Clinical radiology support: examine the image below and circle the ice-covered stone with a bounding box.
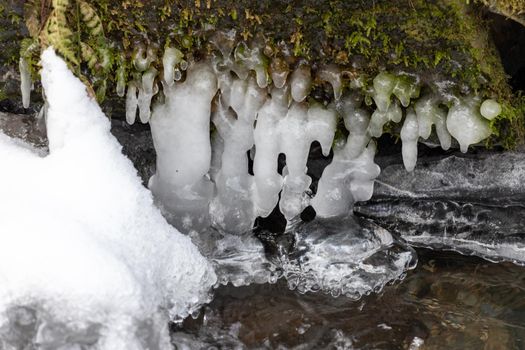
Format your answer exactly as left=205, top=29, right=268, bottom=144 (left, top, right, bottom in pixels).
left=446, top=98, right=491, bottom=153
left=277, top=216, right=416, bottom=298
left=0, top=49, right=216, bottom=349
left=149, top=63, right=218, bottom=231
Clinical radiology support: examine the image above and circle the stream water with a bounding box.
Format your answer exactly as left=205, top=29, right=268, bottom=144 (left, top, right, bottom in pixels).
left=174, top=248, right=525, bottom=350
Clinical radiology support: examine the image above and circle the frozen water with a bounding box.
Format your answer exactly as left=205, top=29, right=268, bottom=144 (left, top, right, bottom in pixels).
left=149, top=63, right=218, bottom=232
left=446, top=98, right=491, bottom=153
left=400, top=107, right=419, bottom=172
left=19, top=56, right=32, bottom=109
left=210, top=76, right=266, bottom=234
left=275, top=216, right=417, bottom=298
left=0, top=49, right=216, bottom=349
left=312, top=99, right=380, bottom=218
left=362, top=151, right=525, bottom=264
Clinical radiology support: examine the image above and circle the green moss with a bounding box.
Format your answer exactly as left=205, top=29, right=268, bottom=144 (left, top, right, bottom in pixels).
left=2, top=0, right=523, bottom=146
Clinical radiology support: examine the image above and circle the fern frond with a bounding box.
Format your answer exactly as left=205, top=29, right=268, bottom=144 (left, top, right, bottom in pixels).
left=52, top=0, right=69, bottom=12
left=78, top=1, right=103, bottom=36
left=80, top=41, right=97, bottom=71
left=23, top=0, right=41, bottom=38
left=41, top=8, right=79, bottom=65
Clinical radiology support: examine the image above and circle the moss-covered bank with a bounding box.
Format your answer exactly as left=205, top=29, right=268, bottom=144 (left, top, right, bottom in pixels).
left=1, top=0, right=524, bottom=147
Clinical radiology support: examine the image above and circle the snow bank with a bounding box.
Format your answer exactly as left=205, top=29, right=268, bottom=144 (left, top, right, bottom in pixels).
left=0, top=48, right=216, bottom=349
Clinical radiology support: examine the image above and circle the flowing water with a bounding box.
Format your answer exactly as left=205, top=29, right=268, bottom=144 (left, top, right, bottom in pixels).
left=174, top=248, right=525, bottom=350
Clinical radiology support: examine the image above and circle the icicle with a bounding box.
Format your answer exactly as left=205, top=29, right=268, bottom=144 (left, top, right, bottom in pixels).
left=149, top=63, right=218, bottom=231
left=270, top=56, right=289, bottom=89
left=290, top=65, right=312, bottom=102
left=19, top=57, right=32, bottom=108
left=125, top=81, right=138, bottom=125
left=253, top=86, right=289, bottom=217
left=162, top=47, right=184, bottom=87
left=312, top=100, right=379, bottom=218
left=317, top=64, right=342, bottom=100
left=116, top=63, right=126, bottom=97
left=480, top=99, right=501, bottom=120
left=137, top=67, right=158, bottom=123
left=372, top=72, right=396, bottom=112
left=414, top=96, right=451, bottom=150
left=400, top=108, right=419, bottom=172
left=132, top=43, right=157, bottom=72
left=392, top=76, right=419, bottom=107
left=279, top=103, right=337, bottom=220
left=446, top=98, right=491, bottom=153
left=368, top=100, right=402, bottom=138
left=210, top=77, right=266, bottom=233
left=233, top=43, right=269, bottom=88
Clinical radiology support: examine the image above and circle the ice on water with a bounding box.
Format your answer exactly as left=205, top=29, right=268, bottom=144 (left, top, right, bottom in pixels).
left=0, top=49, right=216, bottom=349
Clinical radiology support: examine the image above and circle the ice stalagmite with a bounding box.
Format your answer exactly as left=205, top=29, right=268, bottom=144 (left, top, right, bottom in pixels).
left=149, top=63, right=218, bottom=231
left=312, top=98, right=380, bottom=218
left=446, top=98, right=491, bottom=153
left=400, top=107, right=419, bottom=172
left=414, top=96, right=451, bottom=150
left=210, top=77, right=266, bottom=233
left=253, top=86, right=289, bottom=217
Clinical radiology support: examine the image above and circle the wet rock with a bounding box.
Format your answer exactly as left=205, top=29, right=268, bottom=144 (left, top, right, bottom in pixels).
left=356, top=150, right=525, bottom=265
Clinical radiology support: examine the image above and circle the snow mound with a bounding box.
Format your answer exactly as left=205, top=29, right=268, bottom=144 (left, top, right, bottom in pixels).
left=0, top=48, right=216, bottom=349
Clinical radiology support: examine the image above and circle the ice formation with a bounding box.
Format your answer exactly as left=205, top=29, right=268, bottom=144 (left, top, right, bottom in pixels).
left=0, top=49, right=216, bottom=349
left=364, top=152, right=525, bottom=265
left=312, top=98, right=380, bottom=218
left=277, top=216, right=416, bottom=298
left=480, top=98, right=502, bottom=120
left=149, top=63, right=218, bottom=231
left=19, top=56, right=32, bottom=109
left=446, top=98, right=491, bottom=153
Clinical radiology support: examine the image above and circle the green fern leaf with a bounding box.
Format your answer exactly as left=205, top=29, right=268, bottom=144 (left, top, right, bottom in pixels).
left=41, top=7, right=79, bottom=66
left=78, top=1, right=103, bottom=36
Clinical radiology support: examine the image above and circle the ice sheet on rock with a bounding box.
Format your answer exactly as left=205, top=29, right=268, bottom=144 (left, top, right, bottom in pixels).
left=275, top=216, right=416, bottom=298
left=190, top=228, right=280, bottom=288
left=354, top=199, right=525, bottom=266
left=0, top=49, right=216, bottom=349
left=373, top=152, right=525, bottom=204
left=149, top=63, right=218, bottom=232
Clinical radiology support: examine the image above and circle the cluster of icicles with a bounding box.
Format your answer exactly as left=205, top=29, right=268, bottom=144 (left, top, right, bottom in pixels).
left=19, top=39, right=503, bottom=234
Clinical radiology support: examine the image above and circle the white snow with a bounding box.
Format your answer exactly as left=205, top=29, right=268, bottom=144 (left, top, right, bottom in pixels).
left=0, top=48, right=216, bottom=349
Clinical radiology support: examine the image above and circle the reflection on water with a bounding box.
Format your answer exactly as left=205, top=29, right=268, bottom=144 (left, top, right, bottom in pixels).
left=175, top=249, right=525, bottom=349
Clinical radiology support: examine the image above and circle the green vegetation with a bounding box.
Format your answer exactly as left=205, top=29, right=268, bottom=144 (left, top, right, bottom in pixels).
left=0, top=0, right=523, bottom=146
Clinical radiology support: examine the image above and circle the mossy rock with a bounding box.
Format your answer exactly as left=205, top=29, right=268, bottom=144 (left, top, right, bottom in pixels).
left=2, top=0, right=524, bottom=146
